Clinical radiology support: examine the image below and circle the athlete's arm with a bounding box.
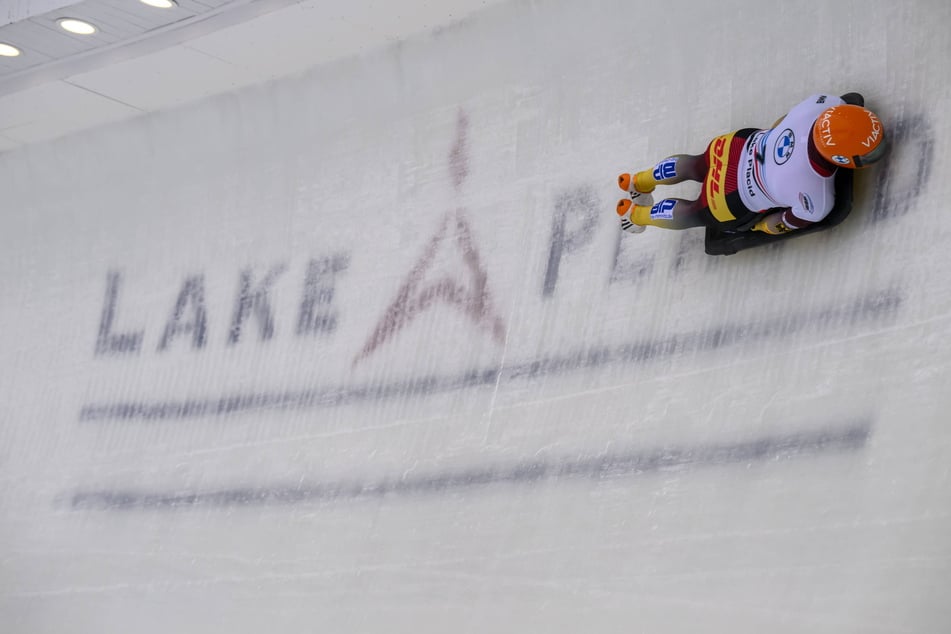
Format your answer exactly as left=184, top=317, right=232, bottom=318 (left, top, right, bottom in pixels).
left=752, top=208, right=814, bottom=234
left=769, top=93, right=840, bottom=131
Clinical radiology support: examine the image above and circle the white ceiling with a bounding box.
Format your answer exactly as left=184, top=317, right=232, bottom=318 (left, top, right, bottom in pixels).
left=0, top=0, right=504, bottom=152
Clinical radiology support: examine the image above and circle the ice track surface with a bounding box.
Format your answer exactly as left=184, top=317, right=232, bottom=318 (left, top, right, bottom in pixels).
left=1, top=0, right=950, bottom=632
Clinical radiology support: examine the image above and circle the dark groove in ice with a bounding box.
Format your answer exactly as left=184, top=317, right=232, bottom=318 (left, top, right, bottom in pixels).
left=78, top=288, right=901, bottom=422
left=70, top=421, right=871, bottom=510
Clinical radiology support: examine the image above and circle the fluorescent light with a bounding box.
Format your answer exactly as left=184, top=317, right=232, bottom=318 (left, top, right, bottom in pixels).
left=0, top=43, right=21, bottom=57
left=140, top=0, right=178, bottom=7
left=58, top=18, right=97, bottom=35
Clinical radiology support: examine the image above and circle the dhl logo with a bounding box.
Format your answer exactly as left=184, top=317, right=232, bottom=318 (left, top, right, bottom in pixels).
left=706, top=134, right=736, bottom=222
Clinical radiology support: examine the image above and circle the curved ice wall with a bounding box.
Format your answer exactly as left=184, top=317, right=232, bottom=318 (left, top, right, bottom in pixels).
left=1, top=0, right=949, bottom=631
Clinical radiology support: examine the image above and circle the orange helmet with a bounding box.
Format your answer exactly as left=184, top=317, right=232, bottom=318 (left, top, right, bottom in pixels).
left=812, top=104, right=887, bottom=168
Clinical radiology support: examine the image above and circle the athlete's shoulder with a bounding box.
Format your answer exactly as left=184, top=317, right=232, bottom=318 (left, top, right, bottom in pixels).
left=803, top=93, right=845, bottom=106
left=788, top=93, right=846, bottom=116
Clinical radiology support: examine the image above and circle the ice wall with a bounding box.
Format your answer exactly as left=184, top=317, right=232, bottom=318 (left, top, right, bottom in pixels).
left=1, top=1, right=949, bottom=632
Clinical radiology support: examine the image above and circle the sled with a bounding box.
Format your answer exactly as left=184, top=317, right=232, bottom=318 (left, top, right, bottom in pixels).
left=704, top=92, right=864, bottom=256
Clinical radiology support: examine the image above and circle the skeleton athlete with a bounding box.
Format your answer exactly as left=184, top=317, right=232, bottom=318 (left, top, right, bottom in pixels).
left=616, top=93, right=887, bottom=235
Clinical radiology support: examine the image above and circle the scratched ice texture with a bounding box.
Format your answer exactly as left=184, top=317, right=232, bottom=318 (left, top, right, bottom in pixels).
left=0, top=0, right=950, bottom=632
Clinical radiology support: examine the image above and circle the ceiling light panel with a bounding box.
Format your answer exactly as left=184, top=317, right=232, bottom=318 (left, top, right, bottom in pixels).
left=0, top=0, right=213, bottom=84
left=140, top=0, right=179, bottom=8
left=57, top=18, right=98, bottom=35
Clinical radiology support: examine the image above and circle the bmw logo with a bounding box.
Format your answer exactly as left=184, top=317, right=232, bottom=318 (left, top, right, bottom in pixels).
left=773, top=128, right=795, bottom=164
left=831, top=154, right=851, bottom=165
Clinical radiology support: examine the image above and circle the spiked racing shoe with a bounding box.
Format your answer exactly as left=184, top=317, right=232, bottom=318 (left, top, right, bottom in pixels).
left=616, top=197, right=651, bottom=234
left=617, top=171, right=656, bottom=199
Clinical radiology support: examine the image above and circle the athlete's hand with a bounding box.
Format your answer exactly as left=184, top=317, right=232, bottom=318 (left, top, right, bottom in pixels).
left=752, top=212, right=790, bottom=235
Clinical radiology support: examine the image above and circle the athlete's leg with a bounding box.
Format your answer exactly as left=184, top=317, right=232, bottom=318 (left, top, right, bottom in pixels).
left=618, top=153, right=708, bottom=194
left=616, top=197, right=708, bottom=231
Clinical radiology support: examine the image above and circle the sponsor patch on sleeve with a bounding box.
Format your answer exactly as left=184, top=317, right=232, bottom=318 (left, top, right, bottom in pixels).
left=798, top=192, right=814, bottom=215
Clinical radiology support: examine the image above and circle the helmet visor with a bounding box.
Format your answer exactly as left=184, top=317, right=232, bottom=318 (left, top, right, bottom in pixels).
left=854, top=135, right=888, bottom=167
